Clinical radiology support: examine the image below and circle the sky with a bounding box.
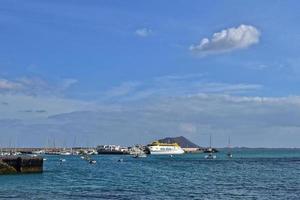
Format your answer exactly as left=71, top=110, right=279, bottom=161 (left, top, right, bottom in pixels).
left=1, top=0, right=300, bottom=147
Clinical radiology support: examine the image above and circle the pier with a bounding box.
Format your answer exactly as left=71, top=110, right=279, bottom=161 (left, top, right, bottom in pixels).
left=0, top=156, right=43, bottom=175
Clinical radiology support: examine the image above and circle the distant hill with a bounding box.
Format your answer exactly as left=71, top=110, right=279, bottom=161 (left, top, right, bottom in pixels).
left=158, top=136, right=200, bottom=148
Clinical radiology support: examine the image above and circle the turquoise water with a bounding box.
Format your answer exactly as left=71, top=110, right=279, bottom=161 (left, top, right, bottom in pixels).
left=1, top=149, right=300, bottom=199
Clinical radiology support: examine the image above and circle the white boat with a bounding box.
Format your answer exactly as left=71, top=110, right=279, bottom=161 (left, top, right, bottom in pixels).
left=148, top=141, right=184, bottom=155
left=204, top=135, right=217, bottom=159
left=60, top=152, right=72, bottom=156
left=133, top=153, right=147, bottom=158
left=32, top=150, right=45, bottom=154
left=131, top=145, right=147, bottom=158
left=89, top=160, right=96, bottom=164
left=97, top=145, right=126, bottom=154
left=205, top=153, right=216, bottom=159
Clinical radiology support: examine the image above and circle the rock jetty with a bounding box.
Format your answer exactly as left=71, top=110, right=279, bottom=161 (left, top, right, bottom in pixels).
left=0, top=156, right=43, bottom=175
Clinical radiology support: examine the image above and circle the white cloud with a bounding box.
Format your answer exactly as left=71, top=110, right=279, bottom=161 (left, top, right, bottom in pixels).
left=0, top=79, right=23, bottom=90
left=154, top=73, right=203, bottom=82
left=104, top=81, right=141, bottom=98
left=190, top=24, right=260, bottom=55
left=0, top=77, right=85, bottom=120
left=0, top=77, right=78, bottom=97
left=196, top=83, right=262, bottom=94
left=0, top=93, right=95, bottom=120
left=61, top=78, right=78, bottom=90
left=102, top=74, right=262, bottom=102
left=135, top=28, right=152, bottom=37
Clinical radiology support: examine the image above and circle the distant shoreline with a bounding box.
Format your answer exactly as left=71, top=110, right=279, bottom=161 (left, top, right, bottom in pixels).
left=1, top=147, right=300, bottom=150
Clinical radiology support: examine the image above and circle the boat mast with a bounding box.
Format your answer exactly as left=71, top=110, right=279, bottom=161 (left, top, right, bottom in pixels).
left=227, top=136, right=232, bottom=157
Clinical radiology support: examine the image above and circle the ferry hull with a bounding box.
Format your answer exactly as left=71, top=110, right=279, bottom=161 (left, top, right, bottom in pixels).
left=149, top=147, right=184, bottom=155
left=150, top=150, right=184, bottom=155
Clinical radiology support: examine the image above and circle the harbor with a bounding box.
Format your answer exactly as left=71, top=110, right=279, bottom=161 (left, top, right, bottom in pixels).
left=0, top=136, right=221, bottom=174
left=0, top=136, right=225, bottom=176
left=0, top=136, right=218, bottom=157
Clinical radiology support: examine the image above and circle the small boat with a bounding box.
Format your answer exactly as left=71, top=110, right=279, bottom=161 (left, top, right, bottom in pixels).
left=60, top=152, right=72, bottom=156
left=80, top=156, right=85, bottom=159
left=118, top=158, right=123, bottom=162
left=59, top=158, right=66, bottom=162
left=97, top=145, right=127, bottom=155
left=43, top=158, right=47, bottom=161
left=133, top=152, right=147, bottom=158
left=89, top=160, right=96, bottom=164
left=204, top=135, right=217, bottom=159
left=205, top=153, right=216, bottom=159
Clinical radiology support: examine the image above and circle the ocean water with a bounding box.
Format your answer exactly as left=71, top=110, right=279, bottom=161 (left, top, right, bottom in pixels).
left=1, top=149, right=300, bottom=200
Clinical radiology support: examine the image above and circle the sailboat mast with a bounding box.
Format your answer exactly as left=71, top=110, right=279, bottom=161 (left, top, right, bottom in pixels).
left=227, top=136, right=233, bottom=158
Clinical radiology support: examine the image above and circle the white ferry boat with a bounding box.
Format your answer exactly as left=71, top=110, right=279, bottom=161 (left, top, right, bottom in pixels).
left=148, top=141, right=184, bottom=155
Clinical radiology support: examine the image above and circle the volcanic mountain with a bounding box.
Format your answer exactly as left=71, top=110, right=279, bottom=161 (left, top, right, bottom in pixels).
left=158, top=136, right=200, bottom=148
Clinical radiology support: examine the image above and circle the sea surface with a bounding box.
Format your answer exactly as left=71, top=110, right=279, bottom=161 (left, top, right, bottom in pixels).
left=1, top=149, right=300, bottom=200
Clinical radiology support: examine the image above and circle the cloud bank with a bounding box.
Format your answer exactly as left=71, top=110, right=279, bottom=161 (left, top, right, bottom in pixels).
left=190, top=24, right=260, bottom=55
left=1, top=74, right=299, bottom=148
left=2, top=94, right=300, bottom=148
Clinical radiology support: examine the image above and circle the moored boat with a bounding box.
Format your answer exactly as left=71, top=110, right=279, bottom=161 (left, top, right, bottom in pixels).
left=227, top=136, right=233, bottom=158
left=147, top=141, right=184, bottom=155
left=97, top=145, right=128, bottom=154
left=205, top=153, right=216, bottom=159
left=133, top=152, right=147, bottom=158
left=204, top=135, right=217, bottom=159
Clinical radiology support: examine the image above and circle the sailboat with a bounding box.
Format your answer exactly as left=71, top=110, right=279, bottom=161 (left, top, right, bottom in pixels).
left=227, top=136, right=233, bottom=158
left=205, top=135, right=216, bottom=159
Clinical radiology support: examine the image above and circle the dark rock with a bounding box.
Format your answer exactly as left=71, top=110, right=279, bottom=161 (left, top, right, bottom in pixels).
left=0, top=156, right=43, bottom=174
left=0, top=161, right=17, bottom=174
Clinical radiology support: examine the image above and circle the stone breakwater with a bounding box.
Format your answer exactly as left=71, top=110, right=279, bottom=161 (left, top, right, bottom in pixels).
left=0, top=156, right=43, bottom=174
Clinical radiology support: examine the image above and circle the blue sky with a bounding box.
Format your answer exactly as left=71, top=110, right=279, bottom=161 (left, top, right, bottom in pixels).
left=1, top=0, right=300, bottom=147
